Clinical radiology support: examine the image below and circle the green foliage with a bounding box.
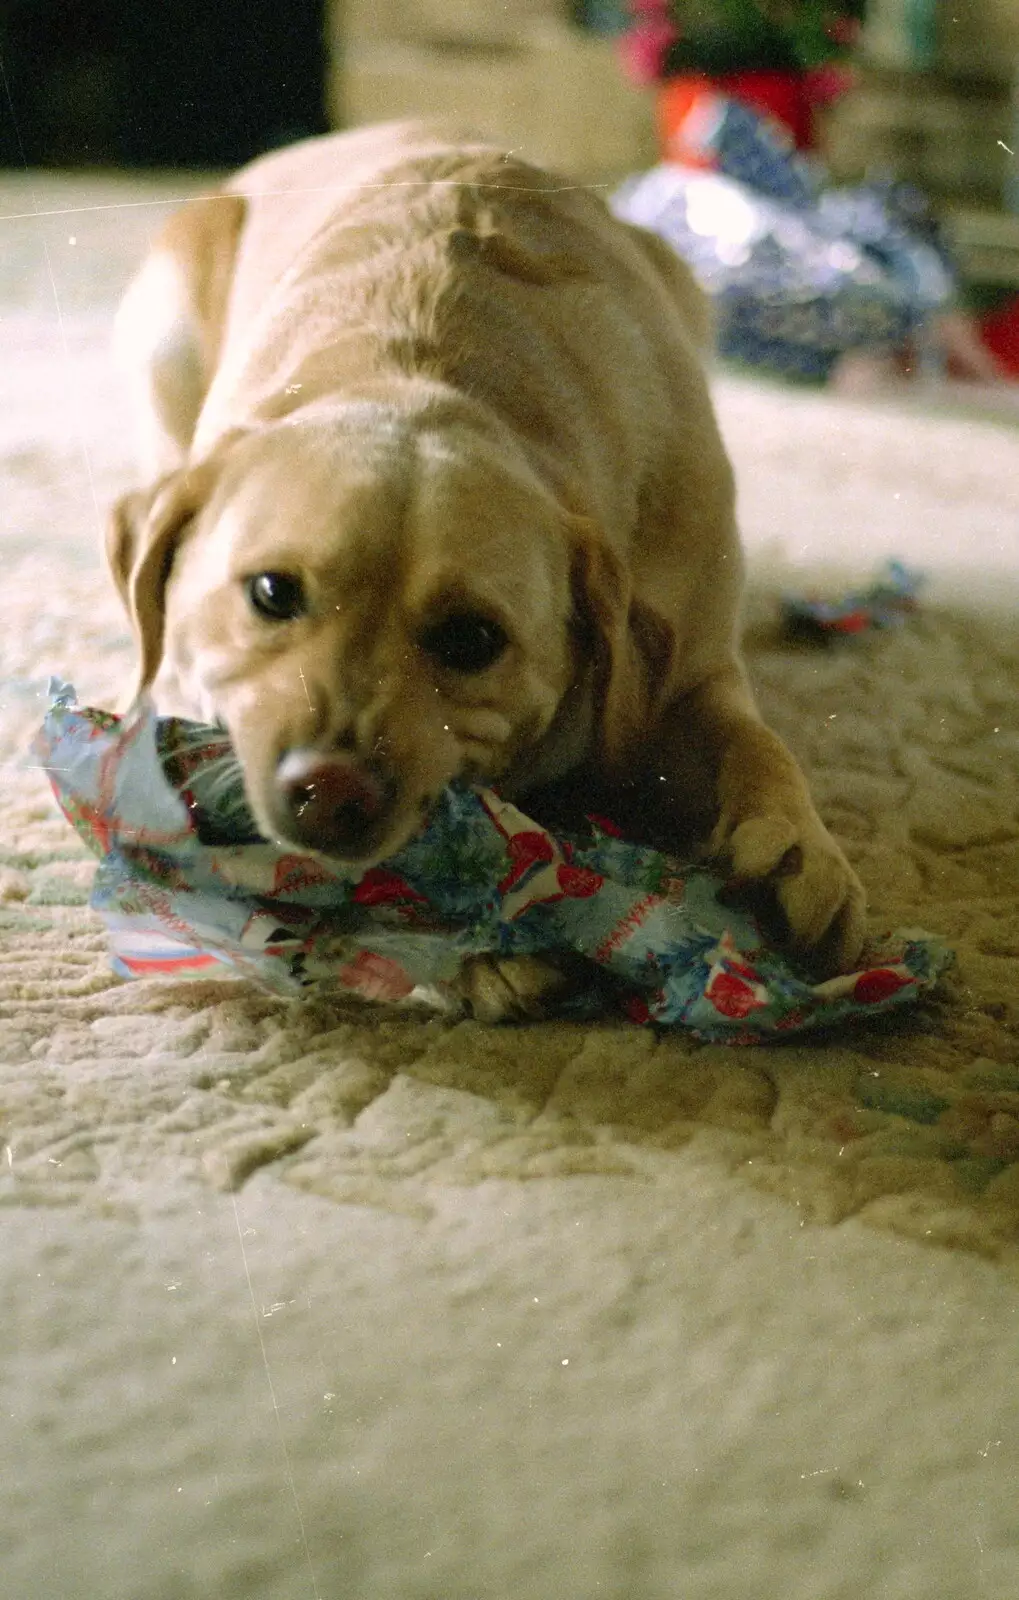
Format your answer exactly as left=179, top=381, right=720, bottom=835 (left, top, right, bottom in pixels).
left=663, top=0, right=865, bottom=74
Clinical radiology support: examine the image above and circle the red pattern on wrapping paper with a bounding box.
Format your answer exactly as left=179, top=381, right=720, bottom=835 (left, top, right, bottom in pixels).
left=853, top=967, right=913, bottom=1005
left=497, top=830, right=556, bottom=895
left=774, top=1007, right=808, bottom=1031
left=555, top=864, right=604, bottom=899
left=593, top=893, right=659, bottom=963
left=829, top=610, right=869, bottom=635
left=351, top=868, right=429, bottom=907
left=118, top=952, right=223, bottom=976
left=712, top=929, right=765, bottom=981
left=270, top=854, right=346, bottom=897
left=58, top=793, right=115, bottom=858
left=335, top=949, right=415, bottom=1002
left=705, top=969, right=767, bottom=1019
left=131, top=882, right=217, bottom=949
left=500, top=859, right=606, bottom=916
left=586, top=813, right=625, bottom=839
left=723, top=953, right=759, bottom=981
left=123, top=847, right=190, bottom=893
left=50, top=711, right=196, bottom=858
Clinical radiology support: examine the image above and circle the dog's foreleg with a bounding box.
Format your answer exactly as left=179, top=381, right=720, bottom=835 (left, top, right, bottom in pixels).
left=652, top=663, right=867, bottom=973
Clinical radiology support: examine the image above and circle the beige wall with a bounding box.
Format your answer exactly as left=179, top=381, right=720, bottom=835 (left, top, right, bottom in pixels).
left=340, top=0, right=573, bottom=47
left=860, top=0, right=1018, bottom=81
left=826, top=1, right=1018, bottom=202
left=329, top=4, right=658, bottom=181
left=937, top=0, right=1019, bottom=82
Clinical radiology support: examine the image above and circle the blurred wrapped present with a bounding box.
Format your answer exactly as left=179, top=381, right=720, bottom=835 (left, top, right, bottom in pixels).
left=613, top=92, right=955, bottom=380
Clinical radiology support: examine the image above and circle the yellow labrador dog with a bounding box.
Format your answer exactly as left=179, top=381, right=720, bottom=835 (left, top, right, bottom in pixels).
left=108, top=120, right=865, bottom=1019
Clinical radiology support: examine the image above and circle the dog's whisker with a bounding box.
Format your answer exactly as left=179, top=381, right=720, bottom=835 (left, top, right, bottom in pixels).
left=200, top=757, right=246, bottom=801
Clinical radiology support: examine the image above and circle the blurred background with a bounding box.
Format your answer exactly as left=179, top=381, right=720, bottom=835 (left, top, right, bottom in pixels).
left=0, top=2, right=1014, bottom=190
left=1, top=0, right=1017, bottom=385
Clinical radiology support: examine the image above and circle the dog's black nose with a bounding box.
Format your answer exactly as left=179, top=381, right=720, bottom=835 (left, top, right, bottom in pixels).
left=277, top=751, right=391, bottom=857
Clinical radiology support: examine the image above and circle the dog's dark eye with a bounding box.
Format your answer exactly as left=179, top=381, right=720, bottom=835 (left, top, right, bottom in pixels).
left=419, top=612, right=508, bottom=674
left=246, top=571, right=306, bottom=622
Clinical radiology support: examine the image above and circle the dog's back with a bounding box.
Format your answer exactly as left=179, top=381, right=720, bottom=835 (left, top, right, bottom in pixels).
left=187, top=125, right=726, bottom=562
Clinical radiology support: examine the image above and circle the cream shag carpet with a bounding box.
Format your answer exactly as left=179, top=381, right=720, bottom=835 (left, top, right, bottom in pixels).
left=2, top=175, right=1019, bottom=1600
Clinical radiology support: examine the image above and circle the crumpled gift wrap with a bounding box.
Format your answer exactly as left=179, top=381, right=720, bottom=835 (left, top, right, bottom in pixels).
left=34, top=684, right=953, bottom=1042
left=782, top=560, right=922, bottom=642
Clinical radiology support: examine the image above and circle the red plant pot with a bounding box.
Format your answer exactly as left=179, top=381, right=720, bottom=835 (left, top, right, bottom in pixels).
left=657, top=68, right=816, bottom=164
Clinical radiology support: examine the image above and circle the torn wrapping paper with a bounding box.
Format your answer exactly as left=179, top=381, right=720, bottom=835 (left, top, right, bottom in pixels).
left=782, top=560, right=923, bottom=641
left=33, top=684, right=953, bottom=1043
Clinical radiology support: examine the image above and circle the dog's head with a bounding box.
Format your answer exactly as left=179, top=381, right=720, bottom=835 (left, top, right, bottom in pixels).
left=107, top=412, right=671, bottom=863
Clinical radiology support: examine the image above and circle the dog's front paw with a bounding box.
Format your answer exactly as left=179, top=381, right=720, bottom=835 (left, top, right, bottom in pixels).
left=454, top=952, right=577, bottom=1024
left=709, top=809, right=867, bottom=976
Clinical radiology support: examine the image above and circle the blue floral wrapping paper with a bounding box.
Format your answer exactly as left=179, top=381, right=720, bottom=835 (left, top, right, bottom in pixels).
left=34, top=684, right=953, bottom=1043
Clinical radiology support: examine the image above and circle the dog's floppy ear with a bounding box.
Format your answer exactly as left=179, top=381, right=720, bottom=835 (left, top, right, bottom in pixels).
left=567, top=517, right=675, bottom=771
left=106, top=457, right=221, bottom=696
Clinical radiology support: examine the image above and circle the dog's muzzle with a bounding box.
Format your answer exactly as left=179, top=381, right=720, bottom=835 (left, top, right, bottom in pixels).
left=275, top=749, right=396, bottom=859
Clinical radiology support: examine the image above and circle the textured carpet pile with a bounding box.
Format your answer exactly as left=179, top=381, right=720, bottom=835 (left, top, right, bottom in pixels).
left=2, top=175, right=1019, bottom=1600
